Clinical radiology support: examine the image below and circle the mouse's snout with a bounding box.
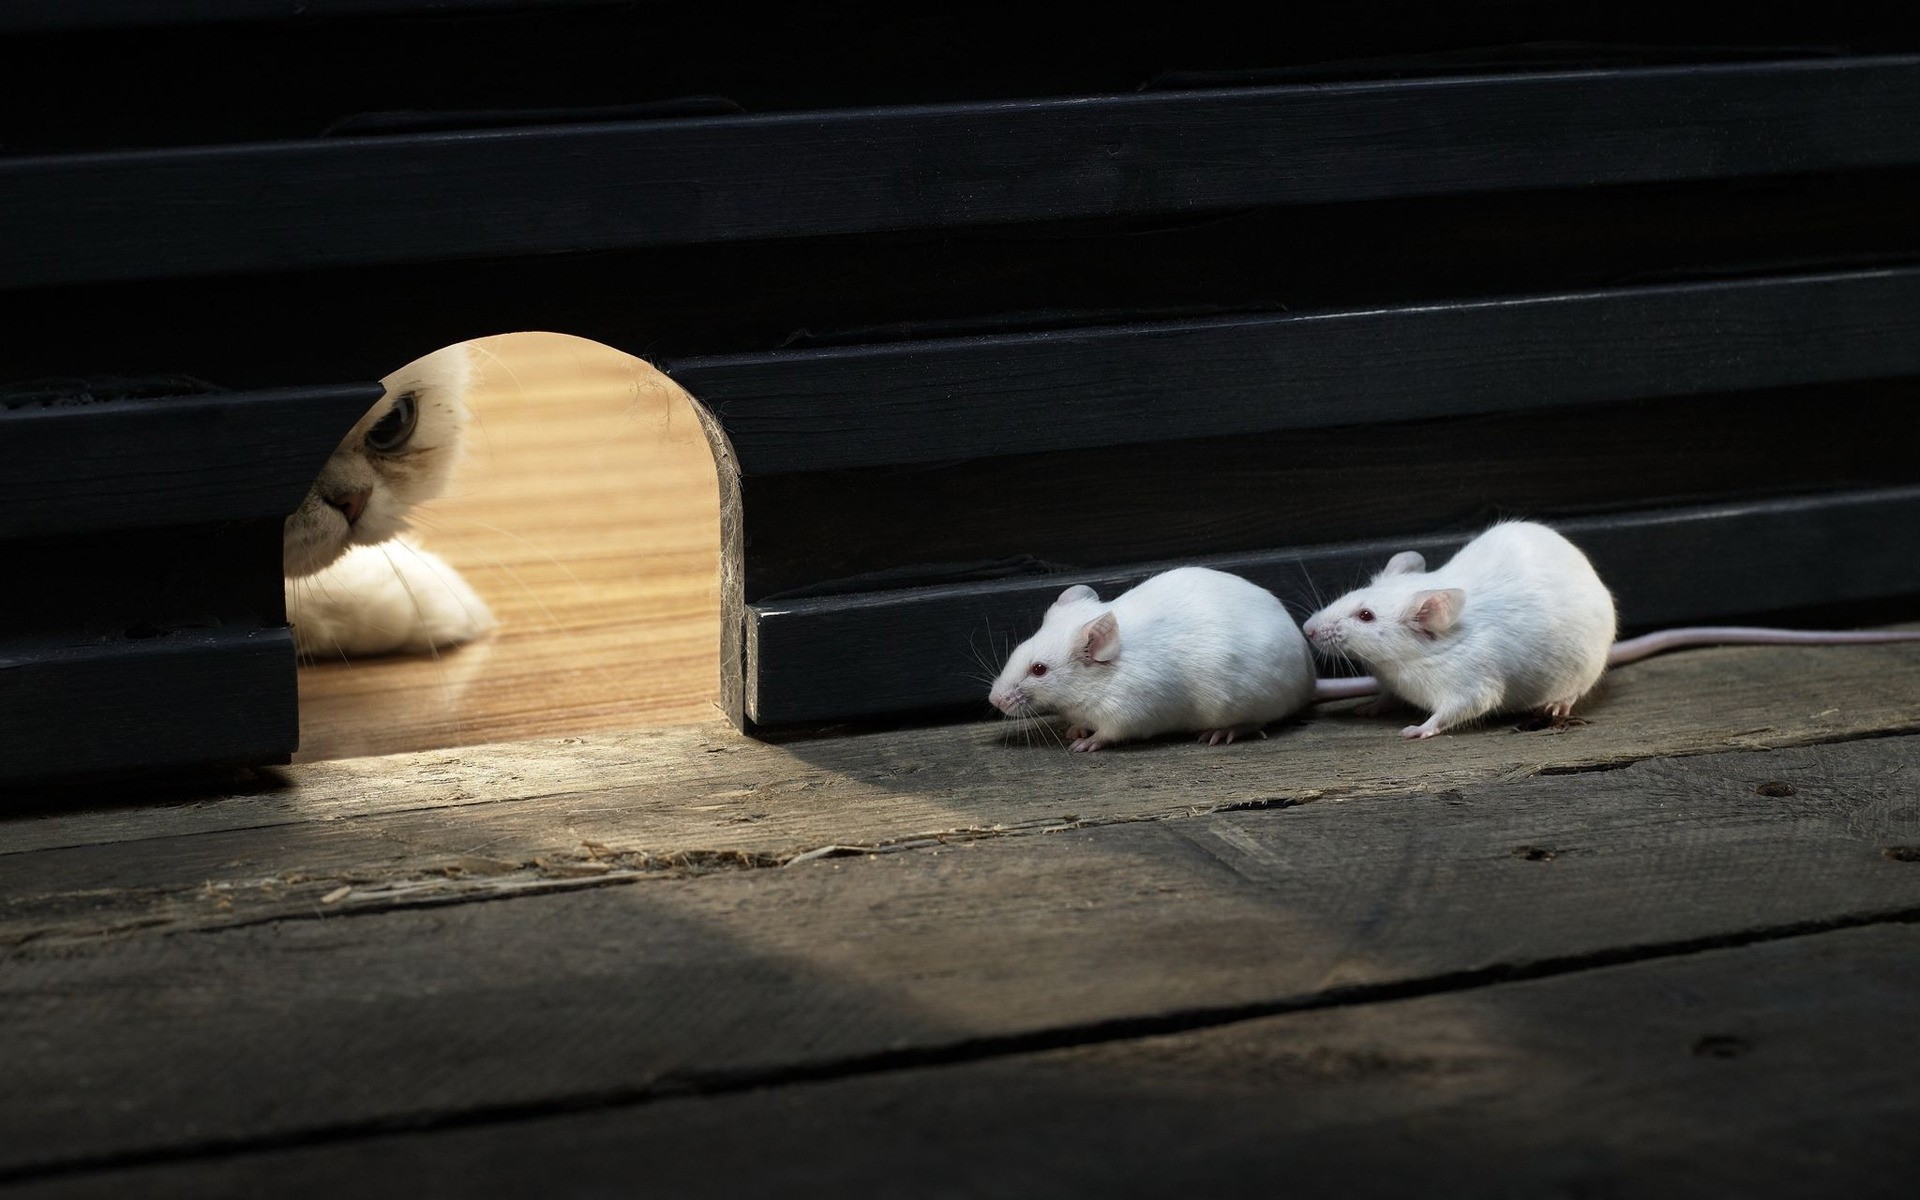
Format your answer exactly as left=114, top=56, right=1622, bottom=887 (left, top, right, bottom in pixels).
left=1303, top=616, right=1346, bottom=653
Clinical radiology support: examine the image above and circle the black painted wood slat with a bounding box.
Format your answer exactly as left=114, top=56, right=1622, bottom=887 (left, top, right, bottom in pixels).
left=734, top=381, right=1920, bottom=601
left=2, top=524, right=285, bottom=646
left=0, top=0, right=606, bottom=30
left=0, top=384, right=381, bottom=539
left=743, top=486, right=1920, bottom=726
left=0, top=630, right=298, bottom=782
left=10, top=170, right=1920, bottom=390
left=6, top=57, right=1920, bottom=286
left=0, top=385, right=373, bottom=784
left=673, top=267, right=1920, bottom=476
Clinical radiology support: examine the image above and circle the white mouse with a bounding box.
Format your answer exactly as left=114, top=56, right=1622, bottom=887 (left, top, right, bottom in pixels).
left=1301, top=521, right=1615, bottom=739
left=1301, top=520, right=1920, bottom=739
left=989, top=566, right=1318, bottom=751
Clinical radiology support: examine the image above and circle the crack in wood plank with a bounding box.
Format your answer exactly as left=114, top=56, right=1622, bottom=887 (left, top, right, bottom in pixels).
left=29, top=924, right=1915, bottom=1197
left=6, top=910, right=1918, bottom=1189
left=6, top=734, right=1920, bottom=1180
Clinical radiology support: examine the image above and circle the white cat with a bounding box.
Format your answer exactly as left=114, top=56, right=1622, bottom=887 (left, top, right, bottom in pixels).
left=282, top=344, right=496, bottom=659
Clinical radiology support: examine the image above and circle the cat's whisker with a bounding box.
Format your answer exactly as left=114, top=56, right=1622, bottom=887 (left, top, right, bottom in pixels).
left=420, top=543, right=633, bottom=700
left=465, top=337, right=530, bottom=401
left=287, top=571, right=359, bottom=669
left=386, top=537, right=496, bottom=644
left=454, top=550, right=567, bottom=639
left=387, top=514, right=565, bottom=639
left=427, top=516, right=588, bottom=590
left=375, top=543, right=444, bottom=667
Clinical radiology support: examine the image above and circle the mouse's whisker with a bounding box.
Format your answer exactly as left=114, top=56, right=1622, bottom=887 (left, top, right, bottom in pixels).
left=1292, top=557, right=1328, bottom=618
left=1024, top=714, right=1058, bottom=752
left=968, top=622, right=993, bottom=673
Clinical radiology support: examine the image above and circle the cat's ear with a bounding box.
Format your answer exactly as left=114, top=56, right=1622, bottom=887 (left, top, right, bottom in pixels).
left=1055, top=584, right=1098, bottom=607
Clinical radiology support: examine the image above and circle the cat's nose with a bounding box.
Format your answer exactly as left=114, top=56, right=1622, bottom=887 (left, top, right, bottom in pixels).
left=326, top=488, right=371, bottom=526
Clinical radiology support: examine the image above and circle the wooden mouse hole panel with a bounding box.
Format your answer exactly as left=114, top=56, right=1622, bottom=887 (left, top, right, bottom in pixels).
left=288, top=335, right=730, bottom=763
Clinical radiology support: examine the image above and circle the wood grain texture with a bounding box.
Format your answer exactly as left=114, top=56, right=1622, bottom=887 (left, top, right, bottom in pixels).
left=8, top=170, right=1919, bottom=390
left=34, top=925, right=1911, bottom=1197
left=673, top=267, right=1920, bottom=474
left=291, top=334, right=723, bottom=762
left=6, top=633, right=1920, bottom=943
left=3, top=735, right=1918, bottom=1180
left=738, top=381, right=1920, bottom=599
left=7, top=18, right=1919, bottom=1191
left=7, top=57, right=1920, bottom=286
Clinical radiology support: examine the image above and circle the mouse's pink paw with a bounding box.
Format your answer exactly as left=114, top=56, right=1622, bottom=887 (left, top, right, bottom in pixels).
left=1537, top=700, right=1583, bottom=727
left=1196, top=729, right=1238, bottom=746
left=1064, top=726, right=1093, bottom=740
left=1400, top=724, right=1441, bottom=740
left=1070, top=735, right=1108, bottom=752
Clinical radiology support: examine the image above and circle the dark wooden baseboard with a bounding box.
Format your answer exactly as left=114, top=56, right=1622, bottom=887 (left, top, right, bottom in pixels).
left=743, top=486, right=1920, bottom=727
left=0, top=629, right=297, bottom=782
left=0, top=385, right=374, bottom=785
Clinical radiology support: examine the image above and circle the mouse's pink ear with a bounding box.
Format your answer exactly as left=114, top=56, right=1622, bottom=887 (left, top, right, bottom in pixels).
left=1375, top=550, right=1426, bottom=581
left=1055, top=583, right=1099, bottom=607
left=1409, top=588, right=1465, bottom=634
left=1076, top=611, right=1120, bottom=664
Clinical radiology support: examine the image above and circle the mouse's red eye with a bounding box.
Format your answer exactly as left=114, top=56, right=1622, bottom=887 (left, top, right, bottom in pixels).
left=1356, top=609, right=1376, bottom=623
left=1029, top=663, right=1048, bottom=677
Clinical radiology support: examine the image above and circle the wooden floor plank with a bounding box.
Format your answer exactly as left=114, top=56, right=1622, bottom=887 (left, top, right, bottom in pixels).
left=3, top=736, right=1918, bottom=1178
left=4, top=638, right=1919, bottom=942
left=24, top=924, right=1910, bottom=1198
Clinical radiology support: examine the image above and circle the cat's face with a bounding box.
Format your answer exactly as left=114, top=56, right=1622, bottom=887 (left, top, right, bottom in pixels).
left=283, top=344, right=472, bottom=578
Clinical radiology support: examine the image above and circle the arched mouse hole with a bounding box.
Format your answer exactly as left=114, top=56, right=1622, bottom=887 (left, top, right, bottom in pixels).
left=291, top=333, right=729, bottom=762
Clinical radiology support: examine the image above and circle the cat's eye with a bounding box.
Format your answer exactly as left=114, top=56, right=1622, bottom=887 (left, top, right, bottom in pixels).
left=1357, top=609, right=1375, bottom=623
left=366, top=393, right=418, bottom=453
left=1029, top=663, right=1048, bottom=677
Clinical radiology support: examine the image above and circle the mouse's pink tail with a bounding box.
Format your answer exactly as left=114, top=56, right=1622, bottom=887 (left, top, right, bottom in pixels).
left=1608, top=626, right=1920, bottom=667
left=1313, top=676, right=1380, bottom=702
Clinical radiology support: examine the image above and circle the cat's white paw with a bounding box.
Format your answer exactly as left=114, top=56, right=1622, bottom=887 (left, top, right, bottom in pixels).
left=286, top=538, right=495, bottom=659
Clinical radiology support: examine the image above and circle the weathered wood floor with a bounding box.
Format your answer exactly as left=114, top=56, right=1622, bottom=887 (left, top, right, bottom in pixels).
left=5, top=638, right=1920, bottom=1196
